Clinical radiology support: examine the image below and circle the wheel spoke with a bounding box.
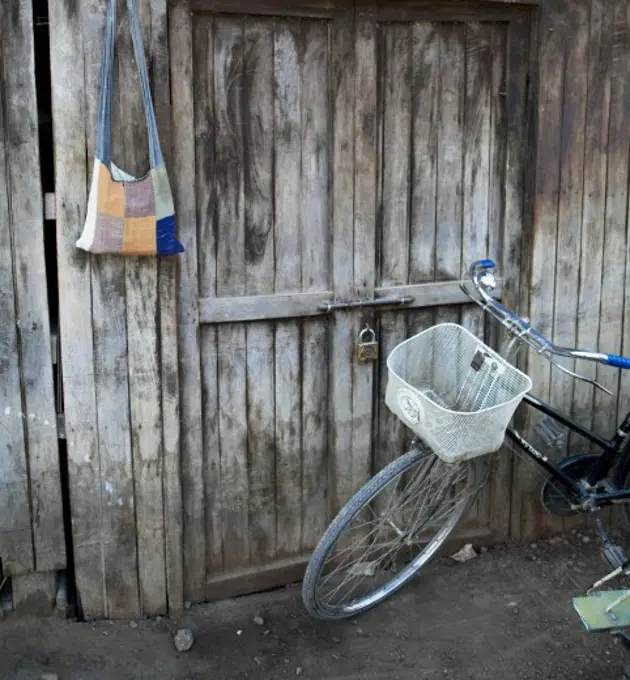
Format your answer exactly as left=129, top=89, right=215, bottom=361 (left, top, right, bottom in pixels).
left=309, top=449, right=480, bottom=616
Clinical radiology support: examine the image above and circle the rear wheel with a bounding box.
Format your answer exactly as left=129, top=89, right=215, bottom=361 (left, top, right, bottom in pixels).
left=613, top=445, right=630, bottom=528
left=301, top=444, right=487, bottom=620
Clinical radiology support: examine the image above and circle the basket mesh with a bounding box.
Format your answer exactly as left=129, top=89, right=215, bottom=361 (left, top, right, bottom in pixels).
left=385, top=323, right=532, bottom=462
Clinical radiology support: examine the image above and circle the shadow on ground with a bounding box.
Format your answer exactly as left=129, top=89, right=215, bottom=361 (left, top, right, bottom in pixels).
left=1, top=532, right=628, bottom=679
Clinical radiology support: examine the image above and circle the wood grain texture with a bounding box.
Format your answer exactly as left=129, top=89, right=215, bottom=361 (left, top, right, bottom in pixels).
left=243, top=19, right=276, bottom=565
left=460, top=22, right=491, bottom=355
left=329, top=10, right=355, bottom=515
left=510, top=0, right=563, bottom=543
left=611, top=1, right=630, bottom=429
left=486, top=21, right=513, bottom=539
left=436, top=22, right=464, bottom=281
left=49, top=0, right=105, bottom=617
left=461, top=21, right=492, bottom=526
left=2, top=0, right=65, bottom=574
left=83, top=0, right=138, bottom=618
left=0, top=12, right=33, bottom=574
left=380, top=23, right=411, bottom=289
left=351, top=17, right=377, bottom=495
left=574, top=0, right=612, bottom=445
left=171, top=0, right=206, bottom=602
left=551, top=1, right=589, bottom=534
left=300, top=20, right=330, bottom=550
left=193, top=17, right=222, bottom=580
left=215, top=16, right=250, bottom=570
left=274, top=20, right=303, bottom=557
left=377, top=22, right=412, bottom=472
left=118, top=0, right=166, bottom=616
left=152, top=0, right=184, bottom=614
left=410, top=22, right=438, bottom=284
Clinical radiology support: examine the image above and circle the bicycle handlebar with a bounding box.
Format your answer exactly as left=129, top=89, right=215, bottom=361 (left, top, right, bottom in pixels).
left=466, top=259, right=629, bottom=371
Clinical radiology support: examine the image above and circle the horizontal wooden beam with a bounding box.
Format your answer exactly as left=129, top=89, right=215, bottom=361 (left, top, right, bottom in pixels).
left=204, top=556, right=309, bottom=603
left=199, top=279, right=503, bottom=324
left=189, top=0, right=345, bottom=18
left=203, top=525, right=494, bottom=602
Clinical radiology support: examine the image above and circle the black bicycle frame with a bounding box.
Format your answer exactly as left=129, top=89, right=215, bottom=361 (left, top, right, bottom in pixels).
left=505, top=393, right=630, bottom=506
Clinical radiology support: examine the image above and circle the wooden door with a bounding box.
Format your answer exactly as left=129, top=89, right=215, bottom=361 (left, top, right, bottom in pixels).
left=172, top=0, right=533, bottom=602
left=361, top=4, right=533, bottom=543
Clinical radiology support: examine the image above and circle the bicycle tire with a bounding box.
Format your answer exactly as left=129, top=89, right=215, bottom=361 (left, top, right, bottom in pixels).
left=302, top=445, right=485, bottom=620
left=613, top=442, right=630, bottom=527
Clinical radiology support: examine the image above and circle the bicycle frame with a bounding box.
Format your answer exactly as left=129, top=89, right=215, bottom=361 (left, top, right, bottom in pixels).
left=505, top=391, right=630, bottom=508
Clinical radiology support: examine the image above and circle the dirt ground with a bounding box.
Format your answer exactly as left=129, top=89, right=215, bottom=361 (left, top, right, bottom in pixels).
left=3, top=531, right=630, bottom=680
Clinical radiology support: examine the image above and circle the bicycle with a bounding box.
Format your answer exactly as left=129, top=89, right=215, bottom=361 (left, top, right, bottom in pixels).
left=302, top=258, right=630, bottom=621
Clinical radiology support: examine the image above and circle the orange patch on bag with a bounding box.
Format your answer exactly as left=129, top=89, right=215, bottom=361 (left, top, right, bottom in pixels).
left=122, top=216, right=156, bottom=254
left=97, top=166, right=126, bottom=218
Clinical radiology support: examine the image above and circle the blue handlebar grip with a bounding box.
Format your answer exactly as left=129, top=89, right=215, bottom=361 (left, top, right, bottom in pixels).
left=606, top=354, right=630, bottom=370
left=478, top=259, right=496, bottom=269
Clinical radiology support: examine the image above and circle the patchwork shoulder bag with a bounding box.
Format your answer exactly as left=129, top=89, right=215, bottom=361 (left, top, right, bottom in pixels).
left=76, top=0, right=184, bottom=256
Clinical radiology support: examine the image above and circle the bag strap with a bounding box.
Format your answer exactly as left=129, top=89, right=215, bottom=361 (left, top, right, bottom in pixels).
left=95, top=0, right=164, bottom=170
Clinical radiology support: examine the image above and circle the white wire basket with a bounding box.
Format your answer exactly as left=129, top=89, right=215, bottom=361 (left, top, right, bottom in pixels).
left=385, top=323, right=533, bottom=463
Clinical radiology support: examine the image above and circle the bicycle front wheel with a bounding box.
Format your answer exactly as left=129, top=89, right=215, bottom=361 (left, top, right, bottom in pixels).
left=302, top=444, right=487, bottom=620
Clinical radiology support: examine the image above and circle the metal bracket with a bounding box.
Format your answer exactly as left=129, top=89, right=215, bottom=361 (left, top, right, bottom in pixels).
left=318, top=295, right=414, bottom=313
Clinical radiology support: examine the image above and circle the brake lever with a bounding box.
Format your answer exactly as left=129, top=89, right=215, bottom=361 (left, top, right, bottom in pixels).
left=545, top=355, right=614, bottom=397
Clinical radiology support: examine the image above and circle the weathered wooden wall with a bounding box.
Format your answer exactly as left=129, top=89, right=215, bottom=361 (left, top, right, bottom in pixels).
left=511, top=0, right=630, bottom=541
left=40, top=0, right=630, bottom=619
left=0, top=0, right=66, bottom=613
left=49, top=0, right=183, bottom=619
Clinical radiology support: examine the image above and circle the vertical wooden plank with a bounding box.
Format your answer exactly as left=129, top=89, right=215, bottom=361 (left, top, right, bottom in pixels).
left=300, top=20, right=329, bottom=551
left=511, top=1, right=564, bottom=542
left=330, top=10, right=354, bottom=513
left=215, top=16, right=249, bottom=570
left=274, top=20, right=303, bottom=556
left=486, top=22, right=512, bottom=539
left=49, top=0, right=105, bottom=617
left=351, top=16, right=377, bottom=494
left=118, top=0, right=166, bottom=616
left=594, top=0, right=623, bottom=435
left=83, top=0, right=139, bottom=618
left=611, top=1, right=630, bottom=427
left=433, top=22, right=465, bottom=411
left=460, top=23, right=491, bottom=340
left=194, top=16, right=222, bottom=582
left=3, top=0, right=65, bottom=573
left=0, top=0, right=33, bottom=575
left=170, top=0, right=205, bottom=601
left=461, top=22, right=492, bottom=528
left=487, top=26, right=508, bottom=280
left=243, top=18, right=276, bottom=564
left=551, top=2, right=589, bottom=534
left=405, top=20, right=439, bottom=469
left=380, top=24, right=411, bottom=290
left=574, top=0, right=611, bottom=443
left=150, top=0, right=184, bottom=614
left=377, top=23, right=412, bottom=470
left=410, top=22, right=438, bottom=285
left=436, top=22, right=464, bottom=282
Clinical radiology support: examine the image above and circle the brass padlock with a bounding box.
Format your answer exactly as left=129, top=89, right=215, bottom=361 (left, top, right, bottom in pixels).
left=357, top=325, right=379, bottom=362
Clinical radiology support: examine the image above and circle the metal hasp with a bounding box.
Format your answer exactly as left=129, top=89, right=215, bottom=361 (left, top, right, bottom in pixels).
left=318, top=295, right=415, bottom=313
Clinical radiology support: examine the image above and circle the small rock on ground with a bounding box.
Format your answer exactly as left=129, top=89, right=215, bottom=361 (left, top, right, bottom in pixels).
left=173, top=628, right=195, bottom=653
left=128, top=620, right=138, bottom=629
left=253, top=615, right=265, bottom=626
